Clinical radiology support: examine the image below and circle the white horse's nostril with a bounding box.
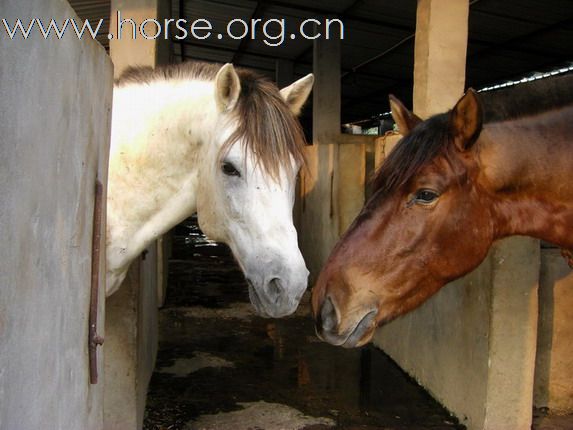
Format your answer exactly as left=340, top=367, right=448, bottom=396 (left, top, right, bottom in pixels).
left=266, top=277, right=283, bottom=303
left=245, top=274, right=304, bottom=318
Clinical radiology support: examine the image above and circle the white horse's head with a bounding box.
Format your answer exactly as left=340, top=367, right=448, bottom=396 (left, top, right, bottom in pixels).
left=196, top=64, right=314, bottom=318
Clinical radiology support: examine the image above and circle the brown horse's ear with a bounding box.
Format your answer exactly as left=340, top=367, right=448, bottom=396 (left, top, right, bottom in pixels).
left=449, top=88, right=483, bottom=151
left=389, top=95, right=422, bottom=136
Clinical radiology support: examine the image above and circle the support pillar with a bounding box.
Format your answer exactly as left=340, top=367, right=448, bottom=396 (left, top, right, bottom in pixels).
left=109, top=0, right=170, bottom=77
left=413, top=0, right=469, bottom=118
left=312, top=32, right=341, bottom=146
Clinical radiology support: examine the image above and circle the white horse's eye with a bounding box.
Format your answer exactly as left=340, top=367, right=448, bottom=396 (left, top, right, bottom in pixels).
left=221, top=161, right=241, bottom=177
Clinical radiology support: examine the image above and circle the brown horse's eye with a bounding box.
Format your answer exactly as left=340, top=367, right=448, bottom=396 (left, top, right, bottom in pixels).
left=414, top=189, right=439, bottom=204
left=221, top=161, right=241, bottom=177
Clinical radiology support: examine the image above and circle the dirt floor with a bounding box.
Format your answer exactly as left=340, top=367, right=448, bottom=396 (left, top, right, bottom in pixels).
left=143, top=218, right=573, bottom=430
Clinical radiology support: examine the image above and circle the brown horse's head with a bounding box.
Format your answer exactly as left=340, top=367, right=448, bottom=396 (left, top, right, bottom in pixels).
left=312, top=90, right=495, bottom=347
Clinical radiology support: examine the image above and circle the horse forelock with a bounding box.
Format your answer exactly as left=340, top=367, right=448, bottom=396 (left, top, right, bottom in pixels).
left=371, top=114, right=451, bottom=199
left=219, top=69, right=307, bottom=182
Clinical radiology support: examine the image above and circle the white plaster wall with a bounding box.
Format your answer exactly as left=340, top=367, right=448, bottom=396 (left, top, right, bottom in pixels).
left=0, top=1, right=113, bottom=429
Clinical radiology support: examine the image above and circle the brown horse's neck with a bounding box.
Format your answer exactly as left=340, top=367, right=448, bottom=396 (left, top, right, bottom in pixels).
left=478, top=105, right=573, bottom=249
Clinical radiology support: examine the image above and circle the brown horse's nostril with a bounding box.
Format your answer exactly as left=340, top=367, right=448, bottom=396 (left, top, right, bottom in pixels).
left=320, top=297, right=338, bottom=332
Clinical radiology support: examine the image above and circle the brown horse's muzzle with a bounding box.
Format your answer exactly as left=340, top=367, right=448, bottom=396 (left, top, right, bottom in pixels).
left=313, top=293, right=378, bottom=348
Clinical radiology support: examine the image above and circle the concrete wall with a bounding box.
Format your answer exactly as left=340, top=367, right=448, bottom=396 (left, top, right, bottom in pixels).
left=104, top=268, right=140, bottom=429
left=0, top=0, right=113, bottom=429
left=104, top=250, right=159, bottom=430
left=534, top=248, right=573, bottom=414
left=299, top=142, right=368, bottom=282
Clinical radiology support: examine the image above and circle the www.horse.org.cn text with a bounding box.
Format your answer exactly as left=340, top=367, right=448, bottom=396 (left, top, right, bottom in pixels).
left=1, top=11, right=345, bottom=47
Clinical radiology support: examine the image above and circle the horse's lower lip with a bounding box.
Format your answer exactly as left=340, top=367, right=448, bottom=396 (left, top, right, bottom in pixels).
left=318, top=310, right=377, bottom=348
left=342, top=310, right=377, bottom=348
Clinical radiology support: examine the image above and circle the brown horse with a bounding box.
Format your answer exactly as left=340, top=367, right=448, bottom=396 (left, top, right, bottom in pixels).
left=312, top=74, right=573, bottom=348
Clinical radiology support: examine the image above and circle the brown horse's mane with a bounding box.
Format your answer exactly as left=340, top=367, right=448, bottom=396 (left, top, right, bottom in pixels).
left=371, top=73, right=573, bottom=197
left=371, top=113, right=453, bottom=197
left=116, top=61, right=307, bottom=181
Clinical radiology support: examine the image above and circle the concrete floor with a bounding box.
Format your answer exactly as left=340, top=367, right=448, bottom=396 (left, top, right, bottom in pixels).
left=143, top=217, right=573, bottom=430
left=144, top=218, right=464, bottom=430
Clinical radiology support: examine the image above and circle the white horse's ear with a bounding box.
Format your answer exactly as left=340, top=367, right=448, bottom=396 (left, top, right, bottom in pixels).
left=280, top=74, right=314, bottom=116
left=215, top=63, right=241, bottom=112
left=389, top=94, right=422, bottom=136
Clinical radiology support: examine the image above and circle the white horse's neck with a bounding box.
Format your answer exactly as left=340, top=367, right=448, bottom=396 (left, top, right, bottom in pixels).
left=106, top=79, right=217, bottom=292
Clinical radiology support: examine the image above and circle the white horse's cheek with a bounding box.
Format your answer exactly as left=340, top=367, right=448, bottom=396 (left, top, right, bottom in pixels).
left=244, top=188, right=299, bottom=259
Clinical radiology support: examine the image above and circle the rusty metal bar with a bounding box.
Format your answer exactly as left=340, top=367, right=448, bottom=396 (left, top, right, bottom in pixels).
left=89, top=179, right=105, bottom=384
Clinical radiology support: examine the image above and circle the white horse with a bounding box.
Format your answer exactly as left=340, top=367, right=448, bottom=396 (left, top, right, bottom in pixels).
left=107, top=61, right=314, bottom=317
